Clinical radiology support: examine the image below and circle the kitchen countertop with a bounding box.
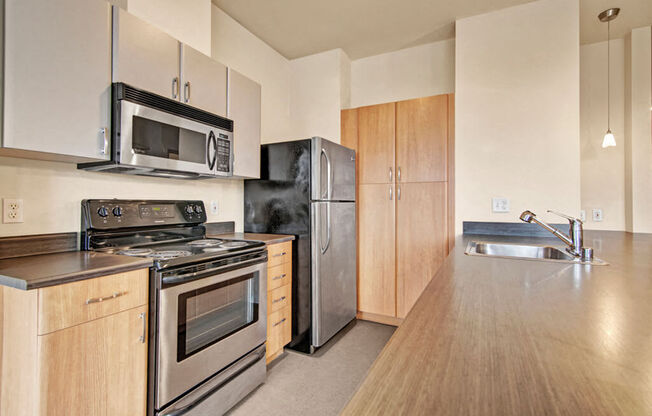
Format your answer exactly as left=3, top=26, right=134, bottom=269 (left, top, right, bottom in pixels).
left=0, top=251, right=153, bottom=290
left=343, top=231, right=652, bottom=415
left=207, top=232, right=295, bottom=245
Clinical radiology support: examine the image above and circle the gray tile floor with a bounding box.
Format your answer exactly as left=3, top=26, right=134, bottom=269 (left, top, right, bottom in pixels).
left=227, top=320, right=395, bottom=416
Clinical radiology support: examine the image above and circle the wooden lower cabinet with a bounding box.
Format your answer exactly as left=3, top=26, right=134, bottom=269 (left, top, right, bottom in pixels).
left=396, top=182, right=448, bottom=318
left=0, top=269, right=149, bottom=416
left=265, top=241, right=293, bottom=364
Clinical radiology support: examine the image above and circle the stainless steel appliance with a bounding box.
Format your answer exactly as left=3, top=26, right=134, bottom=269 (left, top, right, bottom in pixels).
left=244, top=137, right=356, bottom=353
left=81, top=199, right=266, bottom=415
left=79, top=83, right=233, bottom=179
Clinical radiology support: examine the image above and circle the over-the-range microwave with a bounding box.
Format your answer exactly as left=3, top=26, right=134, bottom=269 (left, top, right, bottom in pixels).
left=79, top=83, right=233, bottom=179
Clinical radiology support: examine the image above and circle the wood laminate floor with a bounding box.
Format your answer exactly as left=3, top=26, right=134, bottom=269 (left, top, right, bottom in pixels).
left=227, top=320, right=395, bottom=416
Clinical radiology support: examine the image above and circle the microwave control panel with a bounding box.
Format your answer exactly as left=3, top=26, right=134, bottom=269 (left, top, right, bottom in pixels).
left=216, top=133, right=232, bottom=173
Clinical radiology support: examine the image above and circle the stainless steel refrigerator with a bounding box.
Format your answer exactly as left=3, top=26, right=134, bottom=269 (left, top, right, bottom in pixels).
left=244, top=137, right=356, bottom=353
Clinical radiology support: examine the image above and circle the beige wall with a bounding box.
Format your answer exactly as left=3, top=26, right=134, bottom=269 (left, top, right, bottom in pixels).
left=580, top=40, right=626, bottom=230
left=350, top=39, right=455, bottom=108
left=211, top=5, right=293, bottom=144
left=128, top=0, right=212, bottom=55
left=625, top=26, right=652, bottom=233
left=455, top=0, right=581, bottom=234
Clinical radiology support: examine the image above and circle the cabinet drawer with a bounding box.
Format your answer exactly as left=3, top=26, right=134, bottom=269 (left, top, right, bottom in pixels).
left=267, top=262, right=291, bottom=291
left=267, top=284, right=290, bottom=314
left=267, top=306, right=291, bottom=358
left=267, top=241, right=292, bottom=268
left=38, top=269, right=149, bottom=335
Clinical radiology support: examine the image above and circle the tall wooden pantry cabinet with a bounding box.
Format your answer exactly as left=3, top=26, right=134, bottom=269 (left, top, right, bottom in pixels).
left=340, top=94, right=455, bottom=323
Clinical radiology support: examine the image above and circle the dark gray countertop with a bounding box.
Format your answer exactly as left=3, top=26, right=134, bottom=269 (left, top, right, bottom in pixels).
left=207, top=232, right=295, bottom=245
left=0, top=251, right=153, bottom=290
left=344, top=231, right=652, bottom=415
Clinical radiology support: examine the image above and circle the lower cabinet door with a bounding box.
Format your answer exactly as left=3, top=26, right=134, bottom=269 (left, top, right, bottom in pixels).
left=267, top=306, right=291, bottom=363
left=38, top=306, right=148, bottom=416
left=396, top=182, right=447, bottom=318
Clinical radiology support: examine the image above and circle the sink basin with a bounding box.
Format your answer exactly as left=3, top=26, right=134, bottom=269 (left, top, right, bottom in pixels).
left=465, top=241, right=608, bottom=265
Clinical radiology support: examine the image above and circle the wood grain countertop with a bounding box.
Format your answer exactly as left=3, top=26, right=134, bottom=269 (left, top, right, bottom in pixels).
left=343, top=231, right=652, bottom=415
left=206, top=232, right=295, bottom=245
left=0, top=251, right=152, bottom=290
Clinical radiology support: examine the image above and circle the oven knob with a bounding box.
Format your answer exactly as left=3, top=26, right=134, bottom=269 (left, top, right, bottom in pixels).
left=185, top=205, right=194, bottom=214
left=97, top=206, right=109, bottom=217
left=112, top=206, right=123, bottom=217
left=194, top=205, right=203, bottom=214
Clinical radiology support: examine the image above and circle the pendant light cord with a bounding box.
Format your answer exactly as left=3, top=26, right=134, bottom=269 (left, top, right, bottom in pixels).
left=607, top=20, right=610, bottom=131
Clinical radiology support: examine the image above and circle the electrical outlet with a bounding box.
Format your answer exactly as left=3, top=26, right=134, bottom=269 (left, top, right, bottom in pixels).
left=592, top=208, right=603, bottom=222
left=210, top=200, right=218, bottom=215
left=491, top=197, right=510, bottom=213
left=3, top=198, right=24, bottom=223
left=579, top=210, right=586, bottom=222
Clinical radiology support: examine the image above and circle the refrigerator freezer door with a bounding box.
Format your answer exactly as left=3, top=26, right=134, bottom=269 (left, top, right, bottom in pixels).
left=311, top=137, right=356, bottom=202
left=311, top=201, right=357, bottom=347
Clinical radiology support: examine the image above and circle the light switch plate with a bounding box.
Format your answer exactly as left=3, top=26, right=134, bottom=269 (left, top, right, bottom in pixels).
left=579, top=210, right=586, bottom=221
left=592, top=208, right=603, bottom=222
left=492, top=197, right=510, bottom=213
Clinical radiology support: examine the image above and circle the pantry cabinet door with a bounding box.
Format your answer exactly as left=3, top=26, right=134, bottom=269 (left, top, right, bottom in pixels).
left=358, top=103, right=395, bottom=184
left=3, top=0, right=112, bottom=161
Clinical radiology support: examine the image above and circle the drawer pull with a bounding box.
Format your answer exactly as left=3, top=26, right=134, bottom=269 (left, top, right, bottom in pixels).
left=272, top=274, right=287, bottom=281
left=272, top=252, right=287, bottom=258
left=85, top=291, right=126, bottom=305
left=139, top=312, right=146, bottom=344
left=273, top=318, right=287, bottom=327
left=272, top=296, right=287, bottom=304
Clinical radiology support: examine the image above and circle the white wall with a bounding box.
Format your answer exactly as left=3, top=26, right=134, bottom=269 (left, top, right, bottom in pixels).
left=580, top=40, right=626, bottom=231
left=625, top=26, right=652, bottom=233
left=128, top=0, right=211, bottom=55
left=211, top=5, right=293, bottom=144
left=350, top=39, right=455, bottom=108
left=455, top=0, right=581, bottom=233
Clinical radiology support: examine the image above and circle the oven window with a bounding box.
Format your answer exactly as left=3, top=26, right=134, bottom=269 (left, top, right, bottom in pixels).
left=132, top=116, right=206, bottom=164
left=177, top=272, right=259, bottom=361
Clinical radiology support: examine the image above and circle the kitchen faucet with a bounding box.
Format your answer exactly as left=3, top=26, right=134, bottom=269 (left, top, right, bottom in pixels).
left=519, top=210, right=593, bottom=260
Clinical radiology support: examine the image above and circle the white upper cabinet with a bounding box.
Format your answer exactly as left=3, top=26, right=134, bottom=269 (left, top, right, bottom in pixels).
left=181, top=45, right=228, bottom=116
left=2, top=0, right=112, bottom=161
left=228, top=69, right=261, bottom=179
left=112, top=7, right=181, bottom=100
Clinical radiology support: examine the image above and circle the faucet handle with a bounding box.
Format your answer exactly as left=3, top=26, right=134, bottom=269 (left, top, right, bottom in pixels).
left=547, top=210, right=582, bottom=224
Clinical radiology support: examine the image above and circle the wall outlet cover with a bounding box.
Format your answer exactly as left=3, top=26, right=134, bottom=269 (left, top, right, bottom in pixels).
left=592, top=208, right=603, bottom=222
left=3, top=198, right=24, bottom=223
left=579, top=210, right=586, bottom=221
left=491, top=197, right=510, bottom=213
left=210, top=200, right=218, bottom=215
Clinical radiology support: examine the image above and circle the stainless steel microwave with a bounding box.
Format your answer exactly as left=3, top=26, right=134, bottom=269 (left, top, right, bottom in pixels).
left=79, top=83, right=233, bottom=179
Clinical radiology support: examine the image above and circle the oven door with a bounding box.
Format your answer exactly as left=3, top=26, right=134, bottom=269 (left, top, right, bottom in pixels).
left=118, top=100, right=226, bottom=176
left=156, top=261, right=266, bottom=409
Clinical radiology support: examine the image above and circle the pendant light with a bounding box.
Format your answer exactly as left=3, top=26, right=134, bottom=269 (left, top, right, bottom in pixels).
left=599, top=7, right=619, bottom=148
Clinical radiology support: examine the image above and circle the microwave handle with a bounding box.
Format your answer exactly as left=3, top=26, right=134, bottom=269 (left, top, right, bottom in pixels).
left=207, top=132, right=217, bottom=170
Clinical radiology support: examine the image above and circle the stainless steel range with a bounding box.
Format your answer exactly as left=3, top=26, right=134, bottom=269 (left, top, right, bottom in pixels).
left=81, top=199, right=267, bottom=416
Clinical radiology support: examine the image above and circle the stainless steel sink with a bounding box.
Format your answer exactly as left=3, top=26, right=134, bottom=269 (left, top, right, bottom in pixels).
left=465, top=241, right=608, bottom=265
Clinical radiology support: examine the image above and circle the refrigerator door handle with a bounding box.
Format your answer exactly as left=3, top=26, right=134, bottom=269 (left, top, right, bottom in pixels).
left=321, top=148, right=333, bottom=200
left=320, top=203, right=332, bottom=254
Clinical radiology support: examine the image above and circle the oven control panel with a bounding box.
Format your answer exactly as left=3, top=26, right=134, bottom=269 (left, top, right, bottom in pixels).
left=82, top=200, right=207, bottom=230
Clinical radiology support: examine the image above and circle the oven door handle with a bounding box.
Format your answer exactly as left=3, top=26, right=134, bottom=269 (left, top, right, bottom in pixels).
left=159, top=345, right=266, bottom=416
left=161, top=255, right=267, bottom=286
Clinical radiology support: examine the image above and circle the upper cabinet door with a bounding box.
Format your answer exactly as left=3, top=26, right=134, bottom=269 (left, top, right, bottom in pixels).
left=228, top=68, right=261, bottom=179
left=358, top=103, right=395, bottom=184
left=181, top=45, right=227, bottom=116
left=396, top=95, right=448, bottom=183
left=3, top=0, right=112, bottom=161
left=113, top=7, right=180, bottom=100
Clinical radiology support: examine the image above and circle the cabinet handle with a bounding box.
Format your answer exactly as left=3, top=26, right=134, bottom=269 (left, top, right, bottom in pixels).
left=273, top=318, right=287, bottom=327
left=100, top=127, right=109, bottom=155
left=389, top=186, right=393, bottom=200
left=398, top=186, right=401, bottom=200
left=398, top=166, right=401, bottom=182
left=184, top=81, right=191, bottom=103
left=272, top=274, right=287, bottom=281
left=272, top=252, right=287, bottom=258
left=139, top=312, right=146, bottom=343
left=85, top=291, right=126, bottom=305
left=389, top=167, right=393, bottom=182
left=172, top=77, right=179, bottom=99
left=272, top=296, right=287, bottom=304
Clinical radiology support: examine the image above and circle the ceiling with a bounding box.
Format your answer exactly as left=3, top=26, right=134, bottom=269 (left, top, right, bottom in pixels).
left=212, top=0, right=652, bottom=60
